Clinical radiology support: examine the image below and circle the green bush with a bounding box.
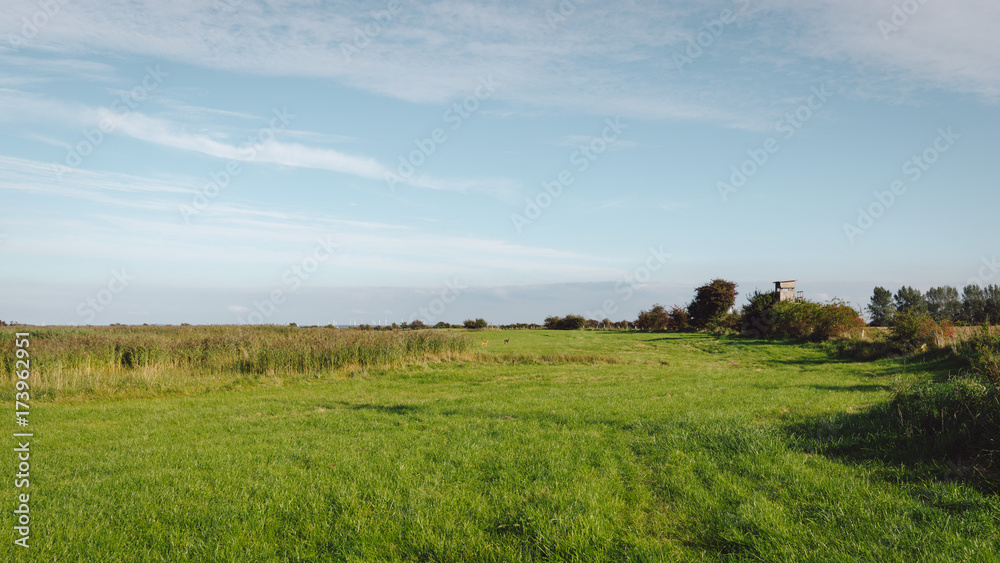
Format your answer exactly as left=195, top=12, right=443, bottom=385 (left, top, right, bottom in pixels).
left=767, top=300, right=865, bottom=342
left=827, top=333, right=897, bottom=362
left=544, top=315, right=587, bottom=330
left=740, top=290, right=778, bottom=338
left=889, top=313, right=938, bottom=353
left=667, top=306, right=690, bottom=332
left=634, top=305, right=669, bottom=331
left=705, top=312, right=741, bottom=334
left=959, top=325, right=1000, bottom=384
left=687, top=279, right=738, bottom=329
left=812, top=300, right=867, bottom=341
left=889, top=376, right=1000, bottom=483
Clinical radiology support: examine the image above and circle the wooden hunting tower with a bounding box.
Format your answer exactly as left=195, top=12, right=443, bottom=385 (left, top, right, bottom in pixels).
left=774, top=280, right=799, bottom=302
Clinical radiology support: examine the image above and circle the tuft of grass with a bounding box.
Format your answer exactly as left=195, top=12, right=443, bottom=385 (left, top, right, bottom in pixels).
left=958, top=325, right=1000, bottom=384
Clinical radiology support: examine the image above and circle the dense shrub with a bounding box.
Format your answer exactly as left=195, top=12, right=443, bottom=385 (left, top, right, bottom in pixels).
left=740, top=290, right=778, bottom=338
left=667, top=305, right=690, bottom=332
left=543, top=315, right=586, bottom=330
left=889, top=376, right=1000, bottom=483
left=812, top=300, right=867, bottom=341
left=827, top=333, right=897, bottom=362
left=463, top=318, right=488, bottom=329
left=706, top=312, right=741, bottom=334
left=889, top=313, right=939, bottom=353
left=768, top=300, right=865, bottom=342
left=959, top=325, right=1000, bottom=384
left=635, top=305, right=669, bottom=331
left=687, top=279, right=738, bottom=329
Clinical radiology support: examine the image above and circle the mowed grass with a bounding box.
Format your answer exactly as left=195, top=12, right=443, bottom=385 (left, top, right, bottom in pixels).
left=3, top=329, right=1000, bottom=561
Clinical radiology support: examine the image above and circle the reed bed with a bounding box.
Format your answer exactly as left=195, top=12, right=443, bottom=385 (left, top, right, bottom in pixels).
left=0, top=325, right=475, bottom=400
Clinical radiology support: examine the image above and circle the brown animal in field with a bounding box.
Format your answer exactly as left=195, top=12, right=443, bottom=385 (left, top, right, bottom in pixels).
left=504, top=338, right=510, bottom=344
left=481, top=340, right=488, bottom=346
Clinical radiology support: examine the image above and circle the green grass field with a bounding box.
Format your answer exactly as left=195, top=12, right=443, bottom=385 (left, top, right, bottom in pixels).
left=3, top=328, right=999, bottom=561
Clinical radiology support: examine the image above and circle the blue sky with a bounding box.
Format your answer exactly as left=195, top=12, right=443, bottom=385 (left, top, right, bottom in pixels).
left=1, top=0, right=998, bottom=326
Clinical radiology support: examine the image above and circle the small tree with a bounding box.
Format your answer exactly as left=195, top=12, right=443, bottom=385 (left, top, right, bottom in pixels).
left=866, top=286, right=896, bottom=327
left=463, top=318, right=488, bottom=329
left=894, top=286, right=927, bottom=317
left=635, top=304, right=669, bottom=331
left=688, top=279, right=738, bottom=329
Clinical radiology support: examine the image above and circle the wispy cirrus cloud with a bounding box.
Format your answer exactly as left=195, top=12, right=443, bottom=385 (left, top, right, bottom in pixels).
left=0, top=81, right=520, bottom=197
left=4, top=0, right=996, bottom=128
left=100, top=109, right=520, bottom=196
left=102, top=109, right=388, bottom=179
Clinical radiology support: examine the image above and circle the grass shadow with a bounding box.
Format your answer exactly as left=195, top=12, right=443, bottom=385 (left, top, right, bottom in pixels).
left=335, top=401, right=420, bottom=415
left=804, top=384, right=891, bottom=393
left=784, top=398, right=999, bottom=496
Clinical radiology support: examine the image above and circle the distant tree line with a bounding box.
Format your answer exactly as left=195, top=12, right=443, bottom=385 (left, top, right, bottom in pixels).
left=287, top=281, right=999, bottom=336
left=629, top=278, right=867, bottom=342
left=867, top=284, right=1000, bottom=326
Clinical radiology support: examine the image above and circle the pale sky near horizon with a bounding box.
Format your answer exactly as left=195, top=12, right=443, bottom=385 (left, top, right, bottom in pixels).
left=1, top=0, right=998, bottom=326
